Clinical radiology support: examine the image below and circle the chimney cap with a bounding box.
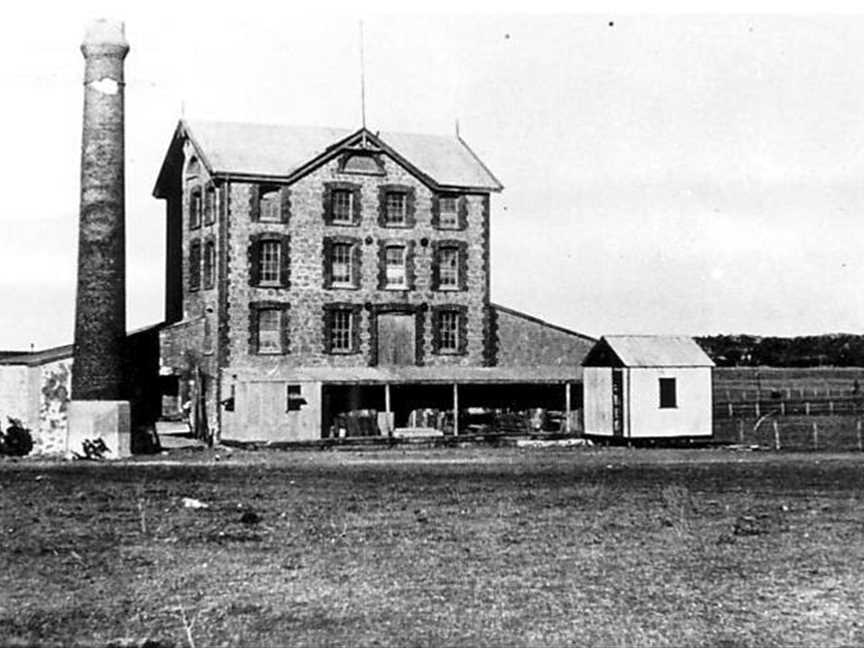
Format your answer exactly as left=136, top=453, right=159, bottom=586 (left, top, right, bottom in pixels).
left=82, top=19, right=128, bottom=49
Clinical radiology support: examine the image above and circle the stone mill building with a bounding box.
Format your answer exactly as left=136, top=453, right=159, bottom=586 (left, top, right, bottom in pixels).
left=153, top=120, right=594, bottom=443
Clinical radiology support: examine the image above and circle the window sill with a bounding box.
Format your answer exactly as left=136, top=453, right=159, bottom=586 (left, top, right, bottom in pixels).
left=384, top=285, right=409, bottom=291
left=381, top=222, right=411, bottom=229
left=434, top=349, right=466, bottom=356
left=256, top=281, right=284, bottom=289
left=330, top=282, right=359, bottom=290
left=327, top=349, right=359, bottom=356
left=437, top=285, right=460, bottom=292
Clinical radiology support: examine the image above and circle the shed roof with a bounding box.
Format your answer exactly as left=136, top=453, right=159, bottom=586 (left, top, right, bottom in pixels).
left=155, top=120, right=503, bottom=195
left=582, top=336, right=714, bottom=368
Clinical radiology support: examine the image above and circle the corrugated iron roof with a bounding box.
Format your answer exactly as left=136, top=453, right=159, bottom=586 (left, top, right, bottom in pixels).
left=181, top=120, right=502, bottom=190
left=230, top=365, right=581, bottom=384
left=586, top=336, right=714, bottom=368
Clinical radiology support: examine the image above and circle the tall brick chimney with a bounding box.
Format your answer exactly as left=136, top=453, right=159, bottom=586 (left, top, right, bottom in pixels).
left=71, top=20, right=129, bottom=401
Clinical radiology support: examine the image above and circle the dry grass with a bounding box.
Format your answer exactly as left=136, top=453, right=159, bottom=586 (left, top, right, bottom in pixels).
left=2, top=448, right=864, bottom=647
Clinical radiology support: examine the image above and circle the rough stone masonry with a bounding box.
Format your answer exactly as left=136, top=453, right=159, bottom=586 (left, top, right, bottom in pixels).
left=71, top=20, right=129, bottom=400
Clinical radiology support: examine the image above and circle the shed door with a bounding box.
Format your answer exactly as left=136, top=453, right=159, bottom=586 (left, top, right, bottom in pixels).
left=612, top=369, right=624, bottom=437
left=377, top=313, right=416, bottom=366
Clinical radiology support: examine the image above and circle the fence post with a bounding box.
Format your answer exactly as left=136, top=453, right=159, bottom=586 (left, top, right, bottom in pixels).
left=812, top=422, right=818, bottom=451
left=858, top=420, right=863, bottom=452
left=780, top=402, right=785, bottom=416
left=728, top=402, right=733, bottom=417
left=805, top=402, right=810, bottom=416
left=738, top=419, right=744, bottom=445
left=773, top=420, right=780, bottom=451
left=755, top=401, right=760, bottom=418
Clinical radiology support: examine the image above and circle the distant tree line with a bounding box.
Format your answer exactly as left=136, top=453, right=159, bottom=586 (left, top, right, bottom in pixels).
left=696, top=334, right=864, bottom=367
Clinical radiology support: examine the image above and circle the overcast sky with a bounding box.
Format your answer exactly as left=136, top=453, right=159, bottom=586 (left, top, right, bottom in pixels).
left=1, top=4, right=863, bottom=350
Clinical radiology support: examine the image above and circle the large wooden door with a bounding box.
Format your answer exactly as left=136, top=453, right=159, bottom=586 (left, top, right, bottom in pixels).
left=377, top=313, right=416, bottom=366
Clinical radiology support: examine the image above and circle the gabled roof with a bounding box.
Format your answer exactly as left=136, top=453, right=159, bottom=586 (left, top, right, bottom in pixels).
left=582, top=335, right=715, bottom=368
left=154, top=119, right=503, bottom=196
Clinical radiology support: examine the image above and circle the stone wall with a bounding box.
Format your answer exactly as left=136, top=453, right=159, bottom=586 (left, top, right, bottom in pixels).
left=222, top=154, right=491, bottom=371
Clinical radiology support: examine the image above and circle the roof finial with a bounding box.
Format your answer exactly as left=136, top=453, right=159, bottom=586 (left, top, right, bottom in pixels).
left=180, top=99, right=186, bottom=118
left=455, top=118, right=460, bottom=138
left=359, top=20, right=367, bottom=145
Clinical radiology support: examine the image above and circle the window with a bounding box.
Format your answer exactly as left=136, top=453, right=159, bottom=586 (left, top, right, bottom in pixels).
left=189, top=240, right=201, bottom=290
left=259, top=185, right=281, bottom=222
left=659, top=378, right=677, bottom=409
left=438, top=246, right=459, bottom=289
left=384, top=191, right=407, bottom=225
left=438, top=310, right=460, bottom=353
left=330, top=242, right=353, bottom=287
left=439, top=196, right=459, bottom=228
left=203, top=241, right=215, bottom=289
left=332, top=189, right=354, bottom=224
left=257, top=308, right=283, bottom=354
left=204, top=186, right=216, bottom=225
left=330, top=309, right=354, bottom=353
left=203, top=316, right=214, bottom=354
left=189, top=189, right=202, bottom=229
left=385, top=245, right=406, bottom=288
left=259, top=240, right=281, bottom=285
left=286, top=384, right=307, bottom=411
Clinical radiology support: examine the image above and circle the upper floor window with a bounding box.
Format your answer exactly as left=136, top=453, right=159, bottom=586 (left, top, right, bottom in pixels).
left=259, top=185, right=282, bottom=222
left=189, top=189, right=202, bottom=230
left=189, top=240, right=201, bottom=291
left=324, top=183, right=360, bottom=226
left=330, top=242, right=354, bottom=287
left=659, top=378, right=677, bottom=409
left=259, top=240, right=281, bottom=285
left=332, top=190, right=355, bottom=225
left=203, top=240, right=216, bottom=289
left=257, top=308, right=284, bottom=354
left=384, top=192, right=407, bottom=225
left=438, top=246, right=459, bottom=290
left=327, top=308, right=356, bottom=354
left=439, top=196, right=459, bottom=228
left=384, top=245, right=407, bottom=289
left=204, top=186, right=217, bottom=226
left=438, top=310, right=460, bottom=353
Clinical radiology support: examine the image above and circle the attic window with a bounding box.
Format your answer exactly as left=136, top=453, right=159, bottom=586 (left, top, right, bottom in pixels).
left=340, top=153, right=383, bottom=175
left=185, top=156, right=201, bottom=179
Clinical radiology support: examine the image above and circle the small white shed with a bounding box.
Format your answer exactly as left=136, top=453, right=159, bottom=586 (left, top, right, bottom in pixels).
left=582, top=336, right=714, bottom=439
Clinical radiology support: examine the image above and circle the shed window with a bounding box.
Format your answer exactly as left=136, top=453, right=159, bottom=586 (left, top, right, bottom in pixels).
left=286, top=384, right=306, bottom=411
left=659, top=378, right=677, bottom=409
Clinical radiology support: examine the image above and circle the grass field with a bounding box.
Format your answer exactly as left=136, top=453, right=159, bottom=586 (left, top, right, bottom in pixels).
left=3, top=448, right=864, bottom=647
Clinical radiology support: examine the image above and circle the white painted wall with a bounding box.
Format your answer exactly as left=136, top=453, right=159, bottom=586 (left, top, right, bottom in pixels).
left=0, top=365, right=31, bottom=427
left=583, top=366, right=614, bottom=436
left=627, top=367, right=712, bottom=438
left=221, top=379, right=321, bottom=442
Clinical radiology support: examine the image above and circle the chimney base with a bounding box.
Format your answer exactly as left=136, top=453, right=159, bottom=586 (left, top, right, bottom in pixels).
left=67, top=400, right=131, bottom=459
